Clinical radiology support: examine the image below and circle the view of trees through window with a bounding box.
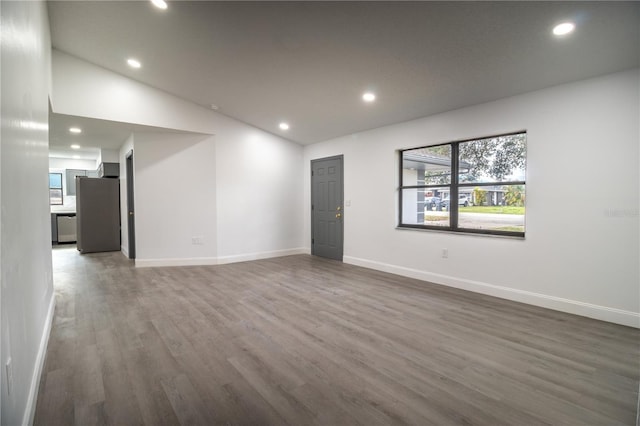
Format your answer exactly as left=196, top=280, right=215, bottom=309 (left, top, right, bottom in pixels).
left=400, top=132, right=526, bottom=236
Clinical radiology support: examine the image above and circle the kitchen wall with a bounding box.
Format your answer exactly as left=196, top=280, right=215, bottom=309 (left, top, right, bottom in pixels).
left=97, top=148, right=119, bottom=167
left=303, top=69, right=640, bottom=327
left=49, top=157, right=96, bottom=170
left=49, top=157, right=98, bottom=212
left=0, top=1, right=55, bottom=425
left=53, top=49, right=305, bottom=266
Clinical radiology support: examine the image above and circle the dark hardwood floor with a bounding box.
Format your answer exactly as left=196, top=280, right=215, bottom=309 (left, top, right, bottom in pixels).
left=34, top=246, right=639, bottom=425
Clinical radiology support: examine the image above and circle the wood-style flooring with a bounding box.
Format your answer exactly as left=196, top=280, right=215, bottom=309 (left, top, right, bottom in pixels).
left=34, top=246, right=640, bottom=425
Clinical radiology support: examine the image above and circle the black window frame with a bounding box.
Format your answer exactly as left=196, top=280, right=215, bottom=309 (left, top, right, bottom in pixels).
left=49, top=172, right=63, bottom=206
left=398, top=131, right=526, bottom=238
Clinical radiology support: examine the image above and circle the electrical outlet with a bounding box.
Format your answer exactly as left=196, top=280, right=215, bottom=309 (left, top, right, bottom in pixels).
left=191, top=236, right=204, bottom=245
left=442, top=248, right=448, bottom=259
left=6, top=358, right=13, bottom=396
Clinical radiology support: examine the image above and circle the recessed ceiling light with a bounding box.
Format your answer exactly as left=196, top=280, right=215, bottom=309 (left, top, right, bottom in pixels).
left=73, top=155, right=80, bottom=159
left=127, top=58, right=142, bottom=69
left=363, top=92, right=376, bottom=102
left=279, top=122, right=290, bottom=131
left=553, top=22, right=575, bottom=36
left=70, top=144, right=81, bottom=149
left=69, top=127, right=82, bottom=134
left=150, top=0, right=168, bottom=9
left=210, top=104, right=219, bottom=110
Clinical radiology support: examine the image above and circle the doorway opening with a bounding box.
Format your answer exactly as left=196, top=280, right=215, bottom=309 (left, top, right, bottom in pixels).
left=126, top=150, right=136, bottom=260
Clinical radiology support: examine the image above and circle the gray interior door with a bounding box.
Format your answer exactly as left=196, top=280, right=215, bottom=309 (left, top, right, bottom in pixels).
left=311, top=156, right=343, bottom=261
left=126, top=150, right=136, bottom=260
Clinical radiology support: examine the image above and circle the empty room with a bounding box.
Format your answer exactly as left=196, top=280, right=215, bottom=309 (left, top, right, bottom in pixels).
left=1, top=1, right=639, bottom=425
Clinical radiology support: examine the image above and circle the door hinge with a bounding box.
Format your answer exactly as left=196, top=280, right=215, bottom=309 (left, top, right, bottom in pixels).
left=312, top=238, right=314, bottom=244
left=311, top=205, right=314, bottom=210
left=312, top=171, right=314, bottom=176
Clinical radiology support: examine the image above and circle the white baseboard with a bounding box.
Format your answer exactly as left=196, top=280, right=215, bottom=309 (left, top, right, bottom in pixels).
left=121, top=245, right=129, bottom=258
left=344, top=256, right=640, bottom=329
left=134, top=248, right=307, bottom=268
left=135, top=257, right=219, bottom=268
left=23, top=291, right=56, bottom=426
left=216, top=248, right=307, bottom=265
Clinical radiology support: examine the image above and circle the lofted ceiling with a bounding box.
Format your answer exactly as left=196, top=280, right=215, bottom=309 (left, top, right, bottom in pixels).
left=48, top=1, right=640, bottom=146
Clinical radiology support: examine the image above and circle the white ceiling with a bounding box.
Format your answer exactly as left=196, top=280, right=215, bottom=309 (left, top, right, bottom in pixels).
left=48, top=1, right=640, bottom=146
left=49, top=112, right=191, bottom=160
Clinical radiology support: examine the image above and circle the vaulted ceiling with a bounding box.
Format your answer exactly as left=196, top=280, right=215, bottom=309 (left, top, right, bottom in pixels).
left=48, top=1, right=640, bottom=146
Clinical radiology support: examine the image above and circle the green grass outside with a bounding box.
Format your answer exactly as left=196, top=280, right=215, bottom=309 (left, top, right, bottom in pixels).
left=494, top=226, right=525, bottom=232
left=424, top=215, right=448, bottom=222
left=460, top=205, right=525, bottom=215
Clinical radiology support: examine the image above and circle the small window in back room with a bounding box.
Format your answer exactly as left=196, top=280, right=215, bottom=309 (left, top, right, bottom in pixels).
left=49, top=173, right=63, bottom=205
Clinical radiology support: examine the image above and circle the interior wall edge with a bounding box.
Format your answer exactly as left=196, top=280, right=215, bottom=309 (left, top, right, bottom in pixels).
left=134, top=257, right=219, bottom=268
left=344, top=255, right=640, bottom=329
left=215, top=248, right=307, bottom=265
left=22, top=292, right=55, bottom=426
left=133, top=247, right=308, bottom=268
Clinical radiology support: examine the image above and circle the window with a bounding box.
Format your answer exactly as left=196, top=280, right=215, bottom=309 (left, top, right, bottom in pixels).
left=399, top=131, right=526, bottom=237
left=49, top=173, right=63, bottom=205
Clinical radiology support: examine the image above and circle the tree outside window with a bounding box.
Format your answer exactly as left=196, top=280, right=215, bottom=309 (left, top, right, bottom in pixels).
left=399, top=131, right=526, bottom=237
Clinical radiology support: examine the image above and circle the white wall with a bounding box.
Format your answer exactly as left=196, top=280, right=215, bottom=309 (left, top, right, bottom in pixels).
left=304, top=69, right=640, bottom=327
left=52, top=50, right=216, bottom=135
left=215, top=116, right=304, bottom=263
left=49, top=157, right=96, bottom=171
left=52, top=49, right=305, bottom=267
left=97, top=148, right=119, bottom=169
left=134, top=133, right=217, bottom=265
left=0, top=1, right=55, bottom=425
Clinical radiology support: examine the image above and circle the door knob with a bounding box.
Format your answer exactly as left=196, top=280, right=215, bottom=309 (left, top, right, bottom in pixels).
left=336, top=206, right=341, bottom=211
left=336, top=213, right=342, bottom=219
left=129, top=211, right=134, bottom=216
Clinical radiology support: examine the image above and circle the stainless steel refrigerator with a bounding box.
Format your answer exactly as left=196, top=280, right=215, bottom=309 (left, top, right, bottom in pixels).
left=76, top=177, right=121, bottom=253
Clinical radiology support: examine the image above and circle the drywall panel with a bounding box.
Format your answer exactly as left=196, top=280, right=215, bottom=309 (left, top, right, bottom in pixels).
left=51, top=50, right=216, bottom=135
left=97, top=148, right=119, bottom=168
left=133, top=132, right=217, bottom=263
left=1, top=1, right=55, bottom=425
left=214, top=116, right=304, bottom=259
left=49, top=157, right=96, bottom=170
left=303, top=69, right=640, bottom=326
